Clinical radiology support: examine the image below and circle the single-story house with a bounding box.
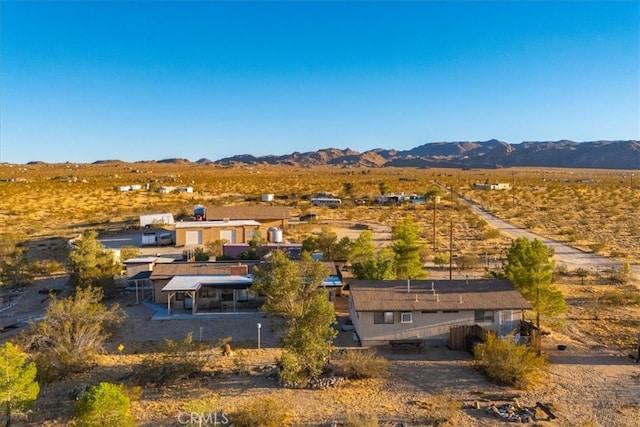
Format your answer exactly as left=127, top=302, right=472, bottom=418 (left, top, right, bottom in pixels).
left=175, top=220, right=261, bottom=246
left=473, top=182, right=511, bottom=190
left=204, top=206, right=290, bottom=233
left=149, top=262, right=266, bottom=314
left=348, top=279, right=531, bottom=346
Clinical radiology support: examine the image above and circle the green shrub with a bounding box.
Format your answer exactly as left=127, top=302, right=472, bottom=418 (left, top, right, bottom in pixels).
left=278, top=351, right=309, bottom=388
left=231, top=395, right=291, bottom=427
left=333, top=350, right=388, bottom=380
left=74, top=382, right=133, bottom=427
left=474, top=333, right=547, bottom=390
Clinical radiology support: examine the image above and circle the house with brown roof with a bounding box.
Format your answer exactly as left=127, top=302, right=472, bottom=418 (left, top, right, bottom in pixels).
left=174, top=206, right=290, bottom=247
left=150, top=262, right=261, bottom=313
left=348, top=279, right=531, bottom=346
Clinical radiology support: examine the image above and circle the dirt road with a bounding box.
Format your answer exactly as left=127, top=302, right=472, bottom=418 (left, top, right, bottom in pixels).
left=457, top=193, right=639, bottom=276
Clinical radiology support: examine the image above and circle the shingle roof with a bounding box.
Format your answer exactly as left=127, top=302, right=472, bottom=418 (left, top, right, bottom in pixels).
left=205, top=206, right=290, bottom=221
left=150, top=262, right=252, bottom=279
left=348, top=279, right=531, bottom=312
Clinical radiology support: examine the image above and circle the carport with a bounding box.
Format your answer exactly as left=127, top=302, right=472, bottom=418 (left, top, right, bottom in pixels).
left=162, top=276, right=203, bottom=315
left=161, top=275, right=255, bottom=315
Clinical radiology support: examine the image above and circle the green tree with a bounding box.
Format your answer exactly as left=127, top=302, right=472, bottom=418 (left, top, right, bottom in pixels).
left=349, top=231, right=375, bottom=264
left=0, top=342, right=39, bottom=427
left=391, top=215, right=427, bottom=279
left=67, top=231, right=121, bottom=290
left=205, top=239, right=227, bottom=260
left=74, top=382, right=133, bottom=427
left=118, top=246, right=141, bottom=263
left=25, top=286, right=125, bottom=380
left=251, top=251, right=336, bottom=386
left=505, top=238, right=567, bottom=329
left=0, top=234, right=33, bottom=288
left=301, top=227, right=349, bottom=261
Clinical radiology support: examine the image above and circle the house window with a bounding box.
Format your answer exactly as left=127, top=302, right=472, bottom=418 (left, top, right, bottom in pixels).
left=475, top=310, right=495, bottom=323
left=421, top=310, right=437, bottom=314
left=374, top=311, right=394, bottom=324
left=442, top=310, right=459, bottom=313
left=400, top=312, right=413, bottom=324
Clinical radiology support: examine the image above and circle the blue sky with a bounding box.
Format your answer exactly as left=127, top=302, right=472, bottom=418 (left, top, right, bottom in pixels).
left=1, top=1, right=638, bottom=164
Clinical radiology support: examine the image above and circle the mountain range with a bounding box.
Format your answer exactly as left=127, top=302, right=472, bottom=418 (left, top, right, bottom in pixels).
left=212, top=140, right=640, bottom=169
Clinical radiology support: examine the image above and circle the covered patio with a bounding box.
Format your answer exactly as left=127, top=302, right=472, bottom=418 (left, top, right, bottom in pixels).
left=161, top=275, right=261, bottom=315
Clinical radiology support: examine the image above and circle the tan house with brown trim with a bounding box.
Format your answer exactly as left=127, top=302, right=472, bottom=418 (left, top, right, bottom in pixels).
left=348, top=279, right=531, bottom=346
left=175, top=220, right=261, bottom=246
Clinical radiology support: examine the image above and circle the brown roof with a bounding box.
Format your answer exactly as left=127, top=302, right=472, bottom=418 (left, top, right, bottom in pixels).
left=150, top=262, right=252, bottom=279
left=205, top=206, right=290, bottom=221
left=348, top=279, right=531, bottom=312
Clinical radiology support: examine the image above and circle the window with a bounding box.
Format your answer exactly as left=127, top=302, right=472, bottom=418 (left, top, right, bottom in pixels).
left=475, top=310, right=495, bottom=323
left=175, top=292, right=184, bottom=301
left=442, top=310, right=459, bottom=313
left=374, top=311, right=394, bottom=324
left=421, top=310, right=437, bottom=314
left=401, top=312, right=413, bottom=324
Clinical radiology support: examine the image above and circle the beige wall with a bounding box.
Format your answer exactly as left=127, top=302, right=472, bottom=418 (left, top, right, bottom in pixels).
left=350, top=301, right=521, bottom=345
left=175, top=225, right=260, bottom=246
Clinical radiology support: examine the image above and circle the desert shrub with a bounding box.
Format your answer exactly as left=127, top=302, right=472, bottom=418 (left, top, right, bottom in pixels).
left=74, top=382, right=133, bottom=427
left=231, top=395, right=291, bottom=427
left=411, top=392, right=462, bottom=426
left=193, top=247, right=210, bottom=261
left=474, top=333, right=547, bottom=390
left=456, top=253, right=482, bottom=270
left=601, top=288, right=640, bottom=306
left=343, top=412, right=379, bottom=427
left=483, top=227, right=501, bottom=239
left=136, top=333, right=212, bottom=385
left=333, top=350, right=388, bottom=380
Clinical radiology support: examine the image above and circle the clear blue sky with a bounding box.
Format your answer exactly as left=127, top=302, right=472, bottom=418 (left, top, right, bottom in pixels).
left=1, top=1, right=638, bottom=164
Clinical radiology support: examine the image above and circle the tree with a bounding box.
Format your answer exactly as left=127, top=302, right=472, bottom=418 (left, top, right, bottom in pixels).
left=0, top=342, right=39, bottom=427
left=0, top=234, right=33, bottom=288
left=25, top=286, right=125, bottom=380
left=378, top=181, right=390, bottom=195
left=505, top=238, right=567, bottom=330
left=205, top=239, right=227, bottom=260
left=391, top=215, right=427, bottom=279
left=349, top=231, right=375, bottom=265
left=251, top=251, right=336, bottom=386
left=74, top=382, right=133, bottom=427
left=349, top=232, right=395, bottom=279
left=301, top=227, right=350, bottom=261
left=118, top=246, right=140, bottom=264
left=67, top=231, right=121, bottom=290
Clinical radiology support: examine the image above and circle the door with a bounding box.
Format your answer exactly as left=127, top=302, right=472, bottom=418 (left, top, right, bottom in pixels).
left=185, top=230, right=202, bottom=245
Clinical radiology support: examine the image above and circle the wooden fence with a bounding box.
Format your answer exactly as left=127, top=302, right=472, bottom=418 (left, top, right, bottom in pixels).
left=448, top=323, right=541, bottom=352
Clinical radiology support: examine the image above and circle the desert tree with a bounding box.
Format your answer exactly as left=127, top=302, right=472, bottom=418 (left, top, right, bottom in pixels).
left=0, top=233, right=33, bottom=288
left=505, top=237, right=567, bottom=329
left=24, top=286, right=125, bottom=380
left=118, top=246, right=141, bottom=264
left=349, top=231, right=395, bottom=280
left=67, top=231, right=121, bottom=290
left=0, top=342, right=39, bottom=427
left=251, top=251, right=336, bottom=386
left=392, top=215, right=427, bottom=279
left=301, top=226, right=350, bottom=261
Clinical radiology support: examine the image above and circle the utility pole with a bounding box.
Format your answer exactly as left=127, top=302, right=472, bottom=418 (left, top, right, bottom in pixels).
left=432, top=196, right=437, bottom=251
left=449, top=218, right=453, bottom=280
left=512, top=171, right=516, bottom=209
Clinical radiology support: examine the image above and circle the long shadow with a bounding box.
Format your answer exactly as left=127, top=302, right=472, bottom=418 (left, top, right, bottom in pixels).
left=547, top=354, right=640, bottom=366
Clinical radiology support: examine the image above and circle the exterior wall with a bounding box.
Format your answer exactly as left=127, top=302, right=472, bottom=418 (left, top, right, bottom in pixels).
left=152, top=279, right=171, bottom=304
left=175, top=225, right=260, bottom=246
left=350, top=304, right=523, bottom=346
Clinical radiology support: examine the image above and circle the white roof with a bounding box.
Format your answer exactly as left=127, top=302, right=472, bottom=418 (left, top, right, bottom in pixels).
left=161, top=275, right=254, bottom=292
left=175, top=220, right=261, bottom=229
left=123, top=257, right=158, bottom=264
left=323, top=277, right=343, bottom=287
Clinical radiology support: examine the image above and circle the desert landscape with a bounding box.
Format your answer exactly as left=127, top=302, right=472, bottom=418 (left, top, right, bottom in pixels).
left=1, top=162, right=639, bottom=426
